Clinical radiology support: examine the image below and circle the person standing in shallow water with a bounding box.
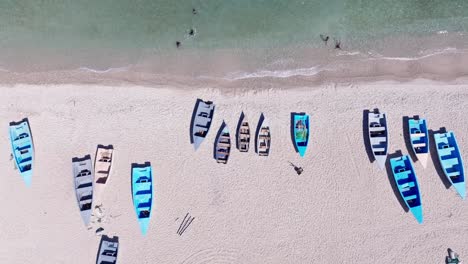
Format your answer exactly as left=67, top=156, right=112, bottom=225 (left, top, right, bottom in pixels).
left=334, top=38, right=341, bottom=49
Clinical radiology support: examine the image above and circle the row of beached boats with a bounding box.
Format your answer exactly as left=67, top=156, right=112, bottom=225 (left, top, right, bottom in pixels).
left=367, top=110, right=465, bottom=224
left=189, top=99, right=310, bottom=162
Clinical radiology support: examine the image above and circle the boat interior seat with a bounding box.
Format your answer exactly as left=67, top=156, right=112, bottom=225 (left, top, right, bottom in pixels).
left=438, top=147, right=455, bottom=156
left=395, top=170, right=411, bottom=181
left=442, top=158, right=459, bottom=168
left=446, top=171, right=460, bottom=178
left=400, top=181, right=415, bottom=192
left=404, top=194, right=418, bottom=202
left=412, top=142, right=426, bottom=148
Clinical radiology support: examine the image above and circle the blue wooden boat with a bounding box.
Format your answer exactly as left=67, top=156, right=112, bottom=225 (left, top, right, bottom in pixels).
left=9, top=119, right=34, bottom=186
left=408, top=118, right=429, bottom=168
left=72, top=156, right=94, bottom=226
left=434, top=131, right=465, bottom=199
left=390, top=155, right=423, bottom=223
left=132, top=163, right=153, bottom=235
left=368, top=111, right=388, bottom=170
left=293, top=113, right=309, bottom=157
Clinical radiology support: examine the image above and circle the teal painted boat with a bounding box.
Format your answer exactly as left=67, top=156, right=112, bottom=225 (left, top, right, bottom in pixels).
left=132, top=163, right=153, bottom=235
left=390, top=155, right=423, bottom=224
left=292, top=113, right=309, bottom=157
left=434, top=131, right=465, bottom=199
left=9, top=119, right=34, bottom=186
left=408, top=118, right=429, bottom=168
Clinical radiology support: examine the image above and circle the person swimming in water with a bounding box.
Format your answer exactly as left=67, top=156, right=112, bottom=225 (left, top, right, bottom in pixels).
left=320, top=34, right=329, bottom=45
left=192, top=8, right=197, bottom=15
left=176, top=41, right=181, bottom=48
left=189, top=28, right=195, bottom=36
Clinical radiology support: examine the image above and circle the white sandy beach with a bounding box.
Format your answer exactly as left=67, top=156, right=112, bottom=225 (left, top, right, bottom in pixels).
left=1, top=82, right=468, bottom=263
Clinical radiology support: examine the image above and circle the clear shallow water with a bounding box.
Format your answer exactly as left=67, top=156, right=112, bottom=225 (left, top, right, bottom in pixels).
left=1, top=0, right=468, bottom=80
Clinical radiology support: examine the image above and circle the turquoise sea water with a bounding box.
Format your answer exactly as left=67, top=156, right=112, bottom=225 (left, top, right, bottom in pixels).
left=1, top=0, right=468, bottom=79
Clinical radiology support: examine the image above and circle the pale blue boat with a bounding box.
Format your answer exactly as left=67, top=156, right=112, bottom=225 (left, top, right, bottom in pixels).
left=390, top=155, right=423, bottom=224
left=434, top=131, right=465, bottom=199
left=132, top=163, right=153, bottom=235
left=292, top=113, right=309, bottom=157
left=408, top=118, right=429, bottom=168
left=9, top=119, right=34, bottom=186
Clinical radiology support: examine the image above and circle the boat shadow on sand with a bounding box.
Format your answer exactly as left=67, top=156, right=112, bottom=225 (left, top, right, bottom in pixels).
left=385, top=150, right=409, bottom=213
left=189, top=99, right=202, bottom=144
left=428, top=127, right=452, bottom=189
left=402, top=116, right=419, bottom=163
left=362, top=109, right=376, bottom=163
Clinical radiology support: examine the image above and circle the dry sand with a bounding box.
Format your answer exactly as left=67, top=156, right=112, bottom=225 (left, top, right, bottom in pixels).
left=1, top=82, right=468, bottom=263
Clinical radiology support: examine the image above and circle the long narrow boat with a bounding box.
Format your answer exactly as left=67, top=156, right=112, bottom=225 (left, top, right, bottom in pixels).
left=215, top=122, right=231, bottom=164
left=292, top=113, right=310, bottom=157
left=368, top=111, right=388, bottom=169
left=408, top=118, right=429, bottom=168
left=94, top=145, right=114, bottom=201
left=96, top=235, right=119, bottom=264
left=236, top=112, right=250, bottom=152
left=190, top=99, right=215, bottom=150
left=9, top=119, right=34, bottom=186
left=256, top=114, right=271, bottom=156
left=390, top=155, right=423, bottom=223
left=132, top=163, right=153, bottom=235
left=72, top=156, right=94, bottom=226
left=434, top=131, right=465, bottom=199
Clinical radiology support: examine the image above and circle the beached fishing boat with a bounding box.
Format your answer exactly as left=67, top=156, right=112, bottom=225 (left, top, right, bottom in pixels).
left=72, top=156, right=94, bottom=226
left=292, top=113, right=309, bottom=157
left=96, top=235, right=119, bottom=264
left=434, top=131, right=465, bottom=199
left=9, top=119, right=34, bottom=186
left=190, top=99, right=215, bottom=150
left=94, top=145, right=114, bottom=185
left=215, top=122, right=231, bottom=164
left=132, top=163, right=153, bottom=235
left=390, top=155, right=423, bottom=223
left=368, top=111, right=388, bottom=169
left=408, top=118, right=429, bottom=168
left=236, top=112, right=250, bottom=152
left=256, top=114, right=271, bottom=156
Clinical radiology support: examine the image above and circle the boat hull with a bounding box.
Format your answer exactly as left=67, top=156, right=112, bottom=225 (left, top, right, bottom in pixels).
left=256, top=114, right=271, bottom=156
left=190, top=99, right=215, bottom=151
left=293, top=113, right=309, bottom=157
left=408, top=118, right=429, bottom=168
left=390, top=155, right=423, bottom=223
left=215, top=122, right=231, bottom=164
left=132, top=163, right=153, bottom=235
left=434, top=131, right=465, bottom=199
left=368, top=111, right=388, bottom=170
left=9, top=119, right=34, bottom=186
left=72, top=156, right=94, bottom=226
